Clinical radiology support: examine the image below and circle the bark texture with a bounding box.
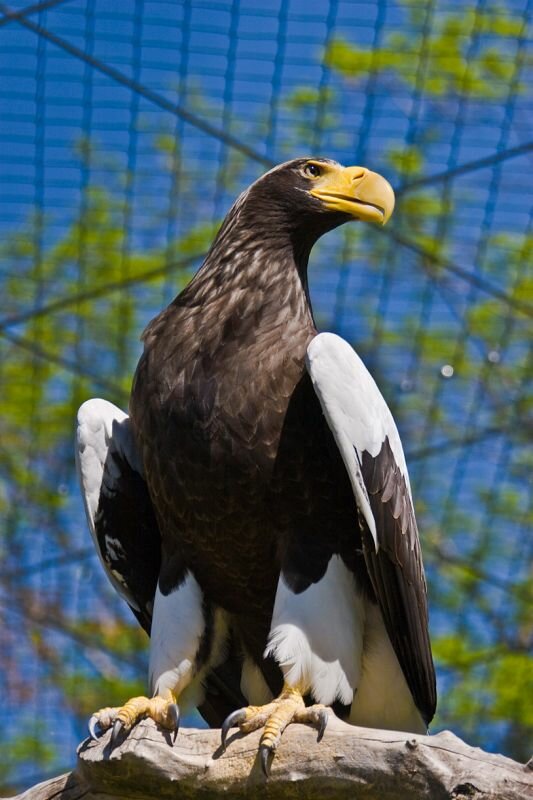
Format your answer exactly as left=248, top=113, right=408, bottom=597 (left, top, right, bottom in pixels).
left=11, top=716, right=533, bottom=800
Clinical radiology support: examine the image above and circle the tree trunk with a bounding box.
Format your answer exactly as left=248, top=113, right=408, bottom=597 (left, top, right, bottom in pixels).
left=12, top=716, right=533, bottom=799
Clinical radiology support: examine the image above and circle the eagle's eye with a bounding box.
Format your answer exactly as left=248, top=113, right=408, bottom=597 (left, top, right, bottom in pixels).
left=303, top=162, right=322, bottom=179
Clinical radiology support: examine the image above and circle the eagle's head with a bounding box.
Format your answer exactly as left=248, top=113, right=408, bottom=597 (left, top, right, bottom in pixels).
left=243, top=157, right=395, bottom=237
left=202, top=157, right=396, bottom=285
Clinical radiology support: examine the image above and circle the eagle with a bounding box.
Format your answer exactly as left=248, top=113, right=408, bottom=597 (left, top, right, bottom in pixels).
left=76, top=157, right=436, bottom=774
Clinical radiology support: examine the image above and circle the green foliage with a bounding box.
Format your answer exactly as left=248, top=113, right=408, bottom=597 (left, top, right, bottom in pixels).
left=387, top=145, right=424, bottom=177
left=0, top=729, right=56, bottom=785
left=60, top=674, right=146, bottom=718
left=433, top=637, right=533, bottom=761
left=0, top=122, right=233, bottom=789
left=284, top=87, right=338, bottom=147
left=1, top=4, right=532, bottom=788
left=325, top=4, right=528, bottom=99
left=0, top=181, right=218, bottom=531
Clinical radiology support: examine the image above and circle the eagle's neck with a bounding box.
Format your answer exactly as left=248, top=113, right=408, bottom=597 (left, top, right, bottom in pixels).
left=173, top=201, right=318, bottom=331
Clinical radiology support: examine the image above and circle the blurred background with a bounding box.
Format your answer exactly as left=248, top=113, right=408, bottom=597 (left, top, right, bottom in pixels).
left=0, top=0, right=532, bottom=792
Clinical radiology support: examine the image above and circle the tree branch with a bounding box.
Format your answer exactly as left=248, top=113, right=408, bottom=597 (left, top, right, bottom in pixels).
left=14, top=716, right=533, bottom=799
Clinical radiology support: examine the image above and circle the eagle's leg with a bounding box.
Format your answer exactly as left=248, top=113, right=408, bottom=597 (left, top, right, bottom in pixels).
left=88, top=572, right=210, bottom=747
left=221, top=683, right=328, bottom=776
left=88, top=689, right=180, bottom=744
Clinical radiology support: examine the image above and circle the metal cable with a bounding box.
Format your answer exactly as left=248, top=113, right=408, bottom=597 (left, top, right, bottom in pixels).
left=0, top=1, right=274, bottom=168
left=0, top=0, right=71, bottom=28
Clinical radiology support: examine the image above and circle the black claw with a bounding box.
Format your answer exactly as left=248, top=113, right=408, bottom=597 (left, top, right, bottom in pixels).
left=221, top=708, right=246, bottom=751
left=110, top=719, right=124, bottom=748
left=260, top=744, right=272, bottom=778
left=316, top=709, right=328, bottom=743
left=168, top=703, right=180, bottom=744
left=88, top=716, right=101, bottom=741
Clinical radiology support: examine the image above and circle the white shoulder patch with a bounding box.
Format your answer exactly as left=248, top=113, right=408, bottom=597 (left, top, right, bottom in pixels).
left=75, top=398, right=140, bottom=606
left=306, top=332, right=410, bottom=549
left=265, top=556, right=365, bottom=706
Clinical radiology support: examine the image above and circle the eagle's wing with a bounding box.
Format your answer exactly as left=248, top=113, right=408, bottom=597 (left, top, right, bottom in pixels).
left=306, top=332, right=436, bottom=725
left=76, top=398, right=246, bottom=726
left=75, top=398, right=160, bottom=633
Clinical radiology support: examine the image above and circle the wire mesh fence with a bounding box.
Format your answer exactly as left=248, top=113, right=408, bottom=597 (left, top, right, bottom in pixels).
left=0, top=0, right=532, bottom=791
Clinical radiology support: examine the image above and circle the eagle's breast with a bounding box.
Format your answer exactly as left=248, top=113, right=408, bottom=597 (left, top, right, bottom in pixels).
left=129, top=276, right=315, bottom=611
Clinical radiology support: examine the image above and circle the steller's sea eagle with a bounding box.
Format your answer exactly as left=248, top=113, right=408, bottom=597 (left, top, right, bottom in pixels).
left=76, top=158, right=436, bottom=774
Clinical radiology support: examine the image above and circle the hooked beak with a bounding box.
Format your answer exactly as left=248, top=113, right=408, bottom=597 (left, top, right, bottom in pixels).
left=309, top=165, right=395, bottom=225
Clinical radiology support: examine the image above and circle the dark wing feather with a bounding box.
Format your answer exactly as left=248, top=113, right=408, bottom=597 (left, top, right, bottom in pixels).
left=306, top=333, right=436, bottom=725
left=76, top=399, right=160, bottom=633
left=361, top=438, right=436, bottom=723
left=94, top=447, right=161, bottom=633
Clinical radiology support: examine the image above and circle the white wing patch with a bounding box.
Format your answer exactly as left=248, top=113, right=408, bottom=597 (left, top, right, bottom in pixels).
left=265, top=555, right=365, bottom=706
left=306, top=332, right=410, bottom=551
left=75, top=398, right=140, bottom=608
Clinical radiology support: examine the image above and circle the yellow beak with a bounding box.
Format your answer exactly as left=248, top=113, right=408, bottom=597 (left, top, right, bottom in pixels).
left=309, top=166, right=395, bottom=225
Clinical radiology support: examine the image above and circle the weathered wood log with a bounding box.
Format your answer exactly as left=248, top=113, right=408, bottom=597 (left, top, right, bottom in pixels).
left=12, top=715, right=533, bottom=799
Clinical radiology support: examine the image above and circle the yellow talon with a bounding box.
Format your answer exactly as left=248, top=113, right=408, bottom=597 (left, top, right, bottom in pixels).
left=88, top=690, right=180, bottom=745
left=221, top=683, right=329, bottom=776
left=260, top=686, right=304, bottom=751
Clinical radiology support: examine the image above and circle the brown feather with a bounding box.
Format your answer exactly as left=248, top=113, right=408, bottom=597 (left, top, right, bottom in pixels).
left=122, top=159, right=435, bottom=725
